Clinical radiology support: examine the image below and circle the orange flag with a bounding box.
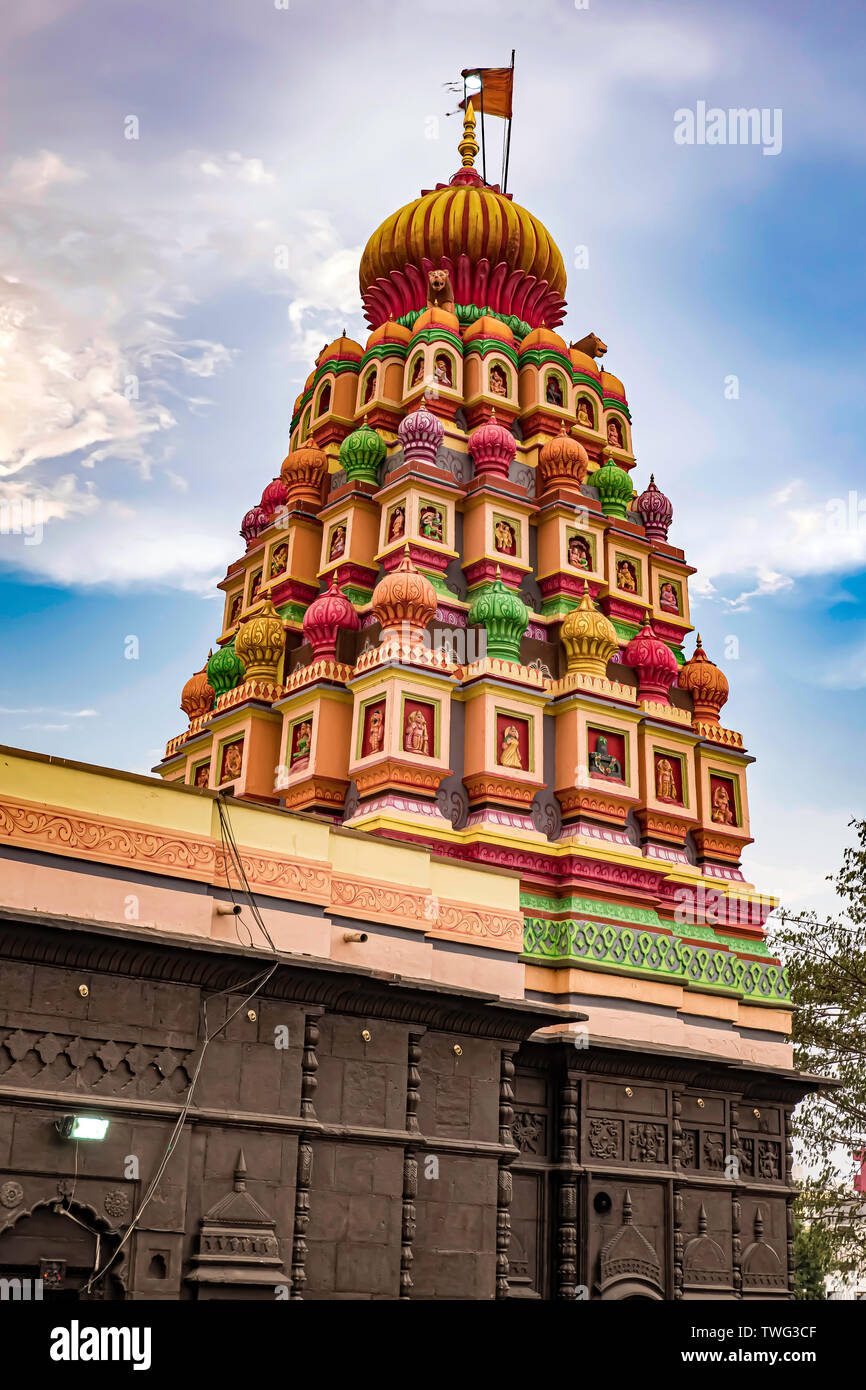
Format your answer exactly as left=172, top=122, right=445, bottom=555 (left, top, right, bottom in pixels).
left=459, top=67, right=514, bottom=120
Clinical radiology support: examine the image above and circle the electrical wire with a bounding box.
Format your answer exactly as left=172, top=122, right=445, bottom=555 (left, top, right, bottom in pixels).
left=79, top=793, right=279, bottom=1295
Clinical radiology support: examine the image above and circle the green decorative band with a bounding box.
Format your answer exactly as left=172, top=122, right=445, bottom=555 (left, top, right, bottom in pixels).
left=394, top=305, right=532, bottom=341
left=602, top=397, right=632, bottom=421
left=405, top=327, right=464, bottom=354
left=277, top=601, right=307, bottom=627
left=422, top=569, right=454, bottom=596
left=521, top=891, right=661, bottom=927
left=522, top=917, right=790, bottom=1004
left=610, top=619, right=639, bottom=643
left=572, top=371, right=605, bottom=396
left=517, top=347, right=575, bottom=375
left=360, top=342, right=409, bottom=364
left=462, top=338, right=519, bottom=367
left=341, top=585, right=373, bottom=606
left=540, top=595, right=579, bottom=618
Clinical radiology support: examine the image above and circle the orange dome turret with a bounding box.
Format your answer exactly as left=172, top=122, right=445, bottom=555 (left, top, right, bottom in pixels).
left=371, top=545, right=437, bottom=645
left=678, top=636, right=730, bottom=725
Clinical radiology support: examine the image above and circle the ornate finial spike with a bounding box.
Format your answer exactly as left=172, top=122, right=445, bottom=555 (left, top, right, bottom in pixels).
left=458, top=99, right=479, bottom=168
left=696, top=633, right=703, bottom=648
left=495, top=563, right=502, bottom=581
left=582, top=578, right=590, bottom=596
left=234, top=1149, right=247, bottom=1190
left=754, top=1206, right=764, bottom=1239
left=623, top=1190, right=634, bottom=1224
left=698, top=1204, right=708, bottom=1236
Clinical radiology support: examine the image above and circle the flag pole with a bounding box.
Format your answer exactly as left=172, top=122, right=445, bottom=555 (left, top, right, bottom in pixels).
left=479, top=74, right=487, bottom=185
left=502, top=49, right=515, bottom=194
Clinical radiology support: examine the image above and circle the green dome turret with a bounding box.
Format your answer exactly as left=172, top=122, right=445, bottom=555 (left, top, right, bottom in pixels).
left=468, top=571, right=529, bottom=663
left=593, top=454, right=634, bottom=520
left=207, top=643, right=246, bottom=696
left=339, top=422, right=386, bottom=485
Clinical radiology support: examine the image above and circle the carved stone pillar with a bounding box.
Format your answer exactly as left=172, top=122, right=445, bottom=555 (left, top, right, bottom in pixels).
left=496, top=1047, right=517, bottom=1299
left=672, top=1089, right=684, bottom=1298
left=291, top=1010, right=321, bottom=1299
left=400, top=1029, right=424, bottom=1299
left=556, top=1067, right=579, bottom=1299
left=784, top=1106, right=795, bottom=1295
left=731, top=1096, right=743, bottom=1298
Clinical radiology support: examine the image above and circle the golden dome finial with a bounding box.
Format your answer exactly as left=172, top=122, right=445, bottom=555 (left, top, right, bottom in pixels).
left=458, top=99, right=479, bottom=168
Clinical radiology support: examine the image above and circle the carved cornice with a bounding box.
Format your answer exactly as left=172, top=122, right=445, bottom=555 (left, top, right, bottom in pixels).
left=0, top=795, right=331, bottom=903
left=0, top=911, right=541, bottom=1038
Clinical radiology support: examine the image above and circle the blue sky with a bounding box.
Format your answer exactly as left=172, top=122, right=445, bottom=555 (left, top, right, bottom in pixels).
left=1, top=0, right=864, bottom=917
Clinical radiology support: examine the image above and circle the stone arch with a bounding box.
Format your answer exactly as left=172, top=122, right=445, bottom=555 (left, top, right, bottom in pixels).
left=0, top=1196, right=127, bottom=1300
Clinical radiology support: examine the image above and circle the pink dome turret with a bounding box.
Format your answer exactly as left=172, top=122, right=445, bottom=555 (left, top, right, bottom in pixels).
left=240, top=506, right=266, bottom=545
left=398, top=403, right=444, bottom=468
left=259, top=476, right=288, bottom=520
left=637, top=475, right=673, bottom=542
left=302, top=572, right=360, bottom=659
left=467, top=410, right=516, bottom=479
left=624, top=614, right=678, bottom=703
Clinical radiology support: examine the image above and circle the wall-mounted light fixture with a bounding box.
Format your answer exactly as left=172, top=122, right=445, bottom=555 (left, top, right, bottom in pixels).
left=56, top=1115, right=110, bottom=1141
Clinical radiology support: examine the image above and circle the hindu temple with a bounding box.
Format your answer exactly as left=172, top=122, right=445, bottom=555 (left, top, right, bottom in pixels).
left=0, top=101, right=816, bottom=1300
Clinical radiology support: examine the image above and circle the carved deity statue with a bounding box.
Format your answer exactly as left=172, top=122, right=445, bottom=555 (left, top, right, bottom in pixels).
left=659, top=581, right=679, bottom=613
left=616, top=560, right=637, bottom=592
left=607, top=418, right=623, bottom=448
left=494, top=519, right=516, bottom=555
left=403, top=708, right=430, bottom=756
left=292, top=721, right=312, bottom=763
left=655, top=756, right=678, bottom=803
left=577, top=399, right=593, bottom=428
left=433, top=354, right=452, bottom=387
left=410, top=356, right=425, bottom=387
left=194, top=763, right=210, bottom=787
left=419, top=506, right=443, bottom=543
left=499, top=724, right=524, bottom=770
left=711, top=784, right=734, bottom=825
left=545, top=375, right=564, bottom=407
left=568, top=535, right=591, bottom=570
left=588, top=735, right=622, bottom=779
left=222, top=742, right=243, bottom=781
left=270, top=543, right=288, bottom=578
left=328, top=524, right=346, bottom=561
left=388, top=506, right=405, bottom=542
left=366, top=707, right=384, bottom=754
left=363, top=370, right=377, bottom=403
left=489, top=364, right=508, bottom=397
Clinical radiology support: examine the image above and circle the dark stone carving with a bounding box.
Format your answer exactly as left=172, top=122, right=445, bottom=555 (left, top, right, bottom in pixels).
left=758, top=1141, right=781, bottom=1180
left=628, top=1123, right=666, bottom=1164
left=703, top=1131, right=725, bottom=1171
left=598, top=1190, right=662, bottom=1299
left=588, top=1117, right=621, bottom=1160
left=682, top=1204, right=728, bottom=1289
left=680, top=1130, right=697, bottom=1169
left=512, top=1110, right=546, bottom=1155
left=737, top=1136, right=755, bottom=1176
left=0, top=1027, right=192, bottom=1095
left=186, top=1150, right=287, bottom=1295
left=742, top=1206, right=786, bottom=1291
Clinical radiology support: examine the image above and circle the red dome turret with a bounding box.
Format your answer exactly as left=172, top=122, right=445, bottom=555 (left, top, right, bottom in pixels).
left=624, top=615, right=678, bottom=703
left=302, top=572, right=360, bottom=659
left=467, top=410, right=516, bottom=478
left=259, top=476, right=288, bottom=519
left=637, top=475, right=673, bottom=542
